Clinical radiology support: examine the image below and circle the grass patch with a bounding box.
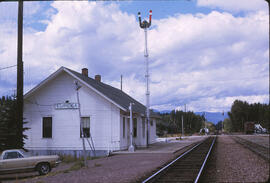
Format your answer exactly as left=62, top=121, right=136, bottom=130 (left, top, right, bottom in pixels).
left=94, top=163, right=102, bottom=167
left=59, top=155, right=78, bottom=163
left=68, top=161, right=85, bottom=171
left=63, top=169, right=70, bottom=173
left=175, top=137, right=183, bottom=140
left=60, top=155, right=101, bottom=163
left=35, top=181, right=44, bottom=183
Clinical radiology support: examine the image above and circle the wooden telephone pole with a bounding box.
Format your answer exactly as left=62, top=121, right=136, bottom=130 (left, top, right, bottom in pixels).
left=17, top=0, right=24, bottom=147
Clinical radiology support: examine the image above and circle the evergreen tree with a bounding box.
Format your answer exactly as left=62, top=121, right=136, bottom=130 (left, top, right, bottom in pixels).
left=157, top=110, right=204, bottom=136
left=0, top=95, right=29, bottom=150
left=228, top=100, right=269, bottom=132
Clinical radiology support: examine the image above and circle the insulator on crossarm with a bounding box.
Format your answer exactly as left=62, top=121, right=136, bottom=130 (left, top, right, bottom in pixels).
left=138, top=12, right=142, bottom=27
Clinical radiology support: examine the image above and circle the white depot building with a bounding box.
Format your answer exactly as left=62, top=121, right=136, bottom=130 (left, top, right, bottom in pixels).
left=24, top=67, right=159, bottom=157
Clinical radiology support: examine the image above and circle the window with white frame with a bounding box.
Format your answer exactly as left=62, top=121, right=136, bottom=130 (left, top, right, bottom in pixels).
left=80, top=117, right=90, bottom=138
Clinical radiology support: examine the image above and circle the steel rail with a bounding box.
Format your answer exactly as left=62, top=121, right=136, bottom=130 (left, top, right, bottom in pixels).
left=231, top=136, right=269, bottom=161
left=142, top=137, right=213, bottom=183
left=194, top=136, right=216, bottom=183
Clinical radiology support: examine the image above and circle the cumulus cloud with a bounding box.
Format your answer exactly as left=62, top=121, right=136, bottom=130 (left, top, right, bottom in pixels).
left=148, top=10, right=268, bottom=111
left=197, top=0, right=268, bottom=12
left=0, top=2, right=268, bottom=112
left=186, top=95, right=269, bottom=112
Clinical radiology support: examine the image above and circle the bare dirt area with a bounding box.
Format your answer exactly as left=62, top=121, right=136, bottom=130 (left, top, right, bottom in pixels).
left=200, top=135, right=269, bottom=183
left=1, top=153, right=174, bottom=183
left=0, top=136, right=206, bottom=183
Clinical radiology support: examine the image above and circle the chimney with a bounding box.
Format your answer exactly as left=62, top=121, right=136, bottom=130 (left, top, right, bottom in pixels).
left=95, top=75, right=101, bottom=82
left=82, top=68, right=88, bottom=77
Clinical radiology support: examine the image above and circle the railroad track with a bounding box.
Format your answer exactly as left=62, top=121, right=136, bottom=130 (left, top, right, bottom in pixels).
left=231, top=136, right=269, bottom=162
left=142, top=136, right=216, bottom=183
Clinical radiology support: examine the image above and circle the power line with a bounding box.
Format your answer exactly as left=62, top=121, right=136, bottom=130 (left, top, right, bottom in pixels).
left=0, top=65, right=17, bottom=71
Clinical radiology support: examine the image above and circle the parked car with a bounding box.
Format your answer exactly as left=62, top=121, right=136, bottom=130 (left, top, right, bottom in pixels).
left=0, top=149, right=61, bottom=175
left=255, top=124, right=268, bottom=134
left=199, top=128, right=209, bottom=135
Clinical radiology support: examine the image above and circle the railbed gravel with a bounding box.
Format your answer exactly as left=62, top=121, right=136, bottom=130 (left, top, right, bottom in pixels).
left=236, top=135, right=269, bottom=148
left=200, top=135, right=269, bottom=183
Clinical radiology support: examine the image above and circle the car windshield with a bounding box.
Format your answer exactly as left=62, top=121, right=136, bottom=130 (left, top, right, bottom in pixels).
left=18, top=149, right=31, bottom=158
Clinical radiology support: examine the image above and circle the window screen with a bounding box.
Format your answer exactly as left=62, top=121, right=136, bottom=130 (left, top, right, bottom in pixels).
left=80, top=117, right=90, bottom=138
left=43, top=117, right=52, bottom=138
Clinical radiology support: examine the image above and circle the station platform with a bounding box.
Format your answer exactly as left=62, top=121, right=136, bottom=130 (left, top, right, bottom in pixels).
left=112, top=135, right=207, bottom=154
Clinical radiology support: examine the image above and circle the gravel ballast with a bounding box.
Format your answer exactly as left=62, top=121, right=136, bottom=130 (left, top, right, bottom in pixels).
left=200, top=135, right=269, bottom=183
left=236, top=134, right=269, bottom=148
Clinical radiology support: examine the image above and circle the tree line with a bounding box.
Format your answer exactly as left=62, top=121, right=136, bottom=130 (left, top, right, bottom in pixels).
left=156, top=110, right=206, bottom=136
left=0, top=96, right=28, bottom=151
left=217, top=100, right=269, bottom=133
left=157, top=99, right=269, bottom=135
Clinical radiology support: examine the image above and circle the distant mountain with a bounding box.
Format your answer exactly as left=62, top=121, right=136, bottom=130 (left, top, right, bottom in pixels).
left=157, top=110, right=171, bottom=114
left=195, top=112, right=229, bottom=124
left=156, top=109, right=228, bottom=124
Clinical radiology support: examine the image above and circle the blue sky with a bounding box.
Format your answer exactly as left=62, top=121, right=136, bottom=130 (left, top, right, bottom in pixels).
left=0, top=0, right=269, bottom=112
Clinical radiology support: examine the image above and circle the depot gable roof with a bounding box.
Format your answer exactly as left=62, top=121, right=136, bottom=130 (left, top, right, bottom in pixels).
left=25, top=67, right=158, bottom=117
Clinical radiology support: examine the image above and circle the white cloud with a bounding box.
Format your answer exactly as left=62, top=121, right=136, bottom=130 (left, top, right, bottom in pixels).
left=148, top=10, right=268, bottom=111
left=185, top=95, right=269, bottom=112
left=197, top=0, right=268, bottom=12
left=0, top=2, right=17, bottom=23
left=0, top=2, right=268, bottom=113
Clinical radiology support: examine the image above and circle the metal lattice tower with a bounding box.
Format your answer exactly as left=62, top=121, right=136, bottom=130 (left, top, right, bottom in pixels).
left=138, top=10, right=152, bottom=146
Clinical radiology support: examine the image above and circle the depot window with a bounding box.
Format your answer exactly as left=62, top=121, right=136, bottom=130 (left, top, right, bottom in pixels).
left=142, top=118, right=145, bottom=138
left=42, top=117, right=52, bottom=138
left=133, top=118, right=137, bottom=138
left=80, top=117, right=90, bottom=138
left=123, top=117, right=125, bottom=138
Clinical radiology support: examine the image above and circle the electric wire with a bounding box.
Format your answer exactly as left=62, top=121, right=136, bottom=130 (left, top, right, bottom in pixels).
left=0, top=65, right=17, bottom=71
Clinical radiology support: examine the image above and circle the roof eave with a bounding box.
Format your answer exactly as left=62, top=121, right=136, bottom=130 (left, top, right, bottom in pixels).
left=24, top=66, right=65, bottom=99
left=63, top=68, right=127, bottom=112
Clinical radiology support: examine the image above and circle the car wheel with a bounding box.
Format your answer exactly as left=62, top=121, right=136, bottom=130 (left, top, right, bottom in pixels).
left=37, top=163, right=51, bottom=175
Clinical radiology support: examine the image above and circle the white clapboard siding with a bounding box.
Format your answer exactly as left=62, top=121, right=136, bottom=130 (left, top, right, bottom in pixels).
left=24, top=69, right=157, bottom=154
left=24, top=72, right=121, bottom=151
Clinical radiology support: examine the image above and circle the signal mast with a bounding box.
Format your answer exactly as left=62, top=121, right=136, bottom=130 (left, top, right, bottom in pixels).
left=138, top=10, right=152, bottom=146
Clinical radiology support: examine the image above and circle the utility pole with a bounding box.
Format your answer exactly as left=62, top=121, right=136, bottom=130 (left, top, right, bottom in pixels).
left=181, top=115, right=184, bottom=137
left=128, top=103, right=135, bottom=152
left=75, top=81, right=87, bottom=167
left=17, top=0, right=24, bottom=148
left=204, top=112, right=206, bottom=129
left=222, top=111, right=224, bottom=134
left=120, top=75, right=123, bottom=91
left=138, top=10, right=152, bottom=147
left=184, top=104, right=186, bottom=132
left=265, top=1, right=270, bottom=133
